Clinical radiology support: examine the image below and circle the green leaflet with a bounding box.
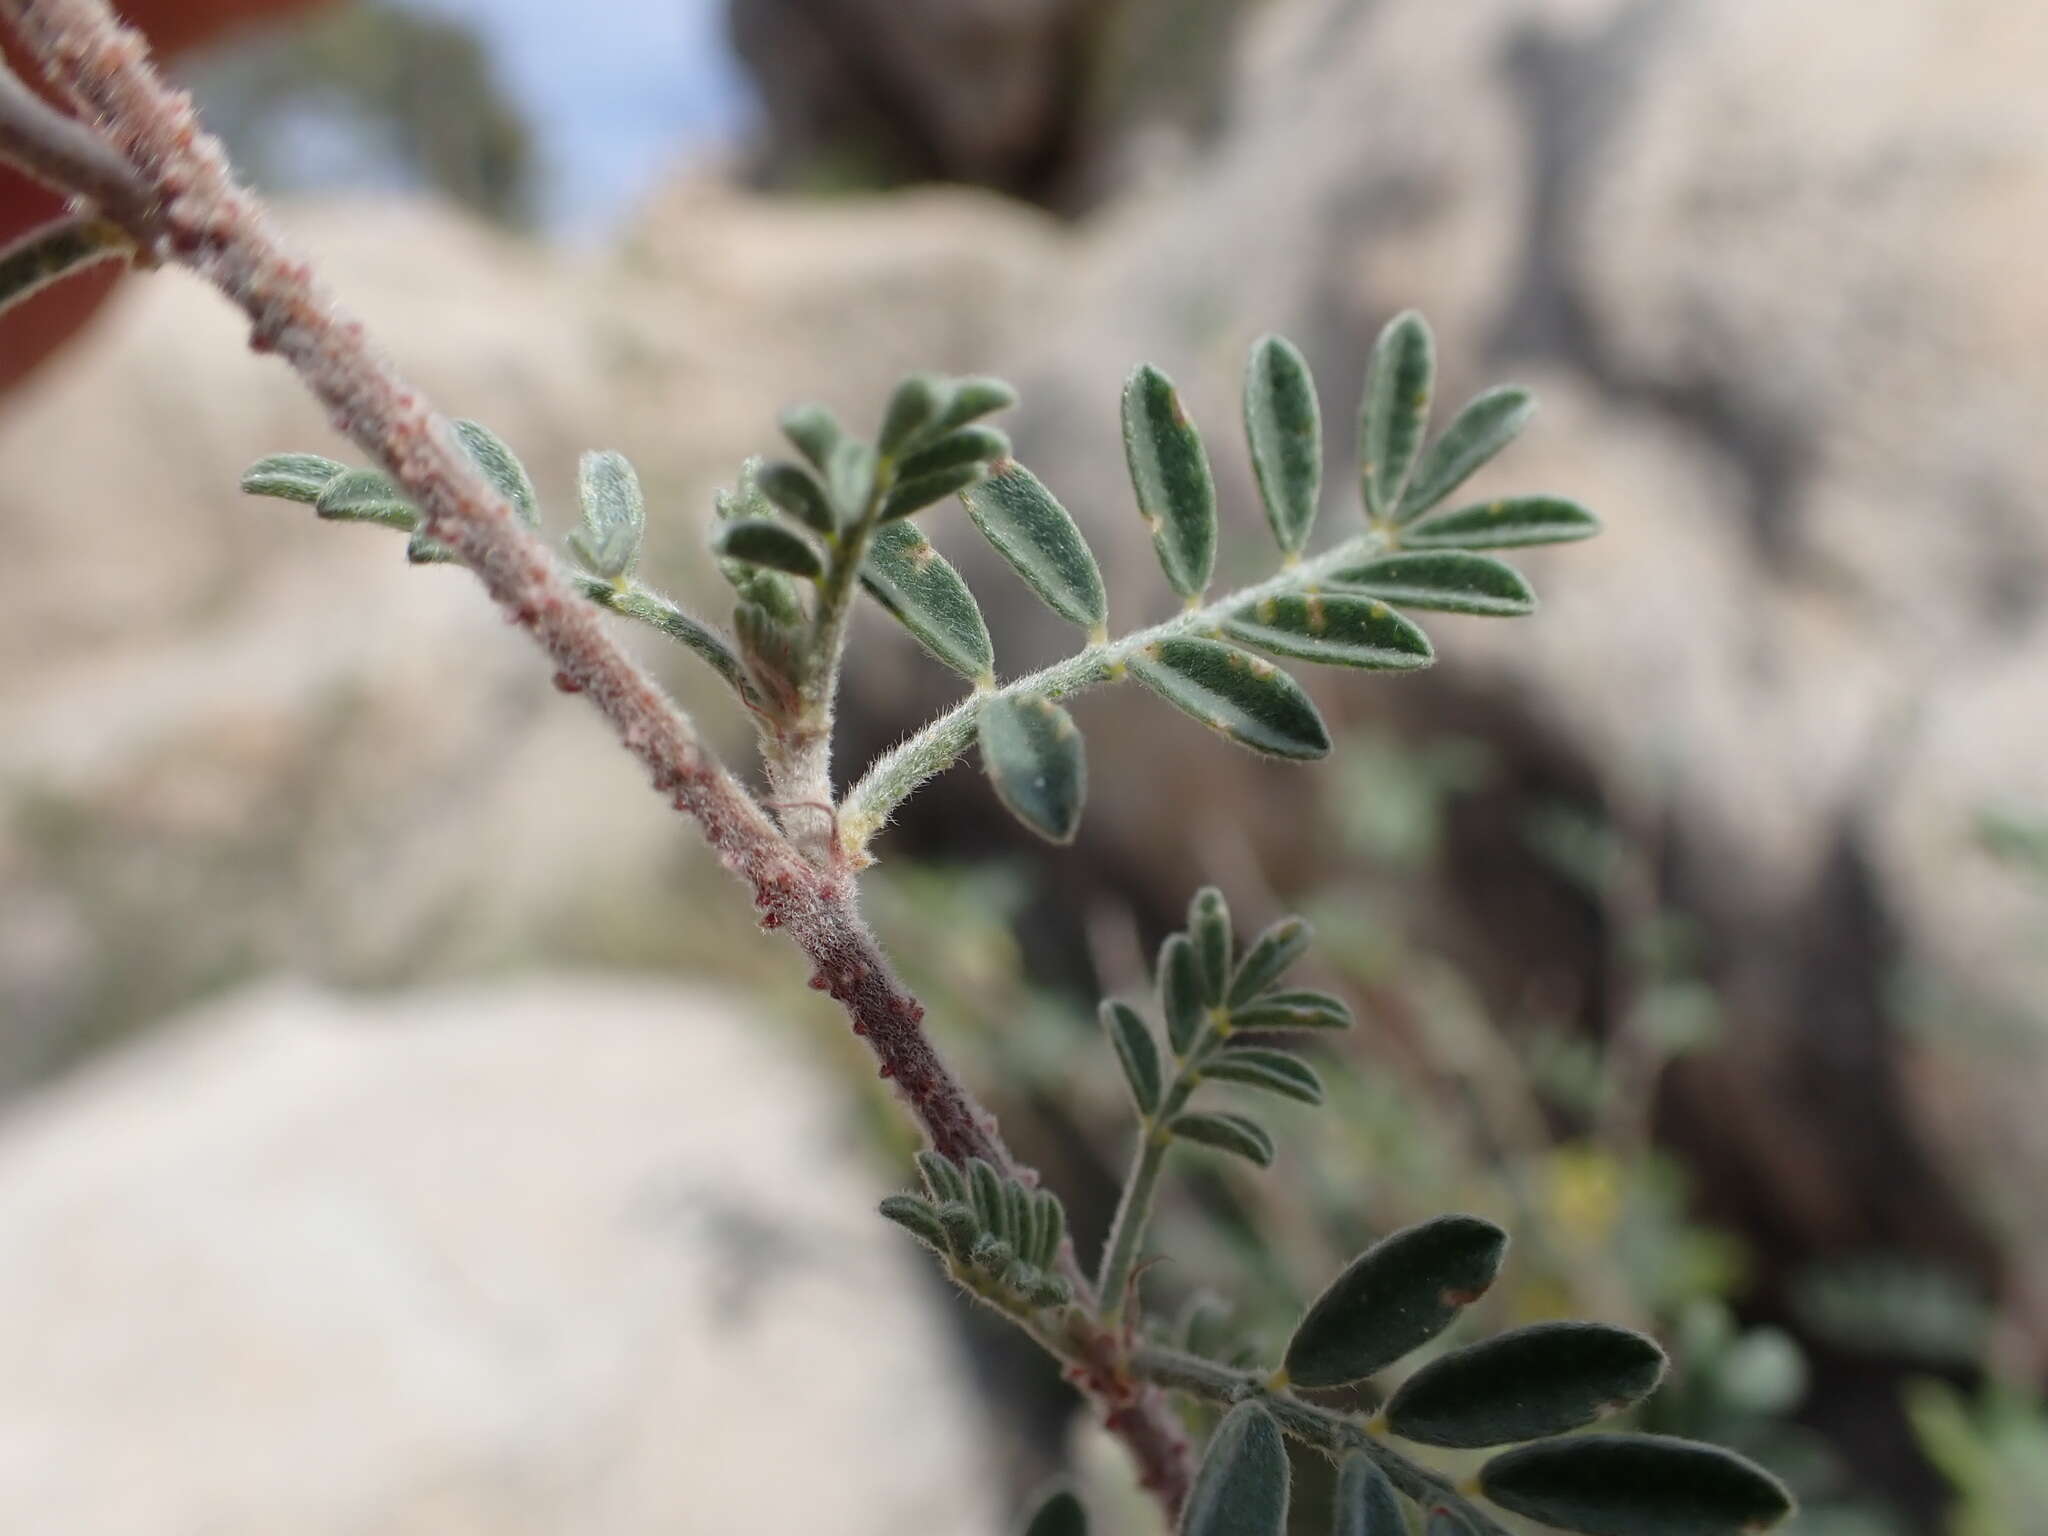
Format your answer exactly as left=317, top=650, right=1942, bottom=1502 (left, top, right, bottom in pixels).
left=1327, top=551, right=1535, bottom=617
left=1402, top=495, right=1601, bottom=549
left=1159, top=932, right=1206, bottom=1057
left=0, top=214, right=130, bottom=321
left=899, top=425, right=1011, bottom=479
left=778, top=402, right=844, bottom=473
left=968, top=1158, right=1008, bottom=1241
left=878, top=373, right=943, bottom=457
left=1283, top=1214, right=1509, bottom=1388
left=1361, top=310, right=1434, bottom=520
left=241, top=452, right=347, bottom=504
left=1032, top=1189, right=1065, bottom=1268
left=571, top=450, right=645, bottom=582
left=1478, top=1435, right=1795, bottom=1536
left=1228, top=916, right=1312, bottom=1007
left=1244, top=334, right=1322, bottom=554
left=1127, top=636, right=1330, bottom=760
left=1189, top=887, right=1232, bottom=1007
left=1021, top=1489, right=1088, bottom=1536
left=1123, top=363, right=1218, bottom=598
left=1101, top=999, right=1162, bottom=1116
left=878, top=1194, right=948, bottom=1252
left=1386, top=1322, right=1668, bottom=1448
left=450, top=418, right=539, bottom=529
left=828, top=437, right=880, bottom=522
left=715, top=517, right=824, bottom=578
left=916, top=1150, right=968, bottom=1205
left=862, top=521, right=995, bottom=682
left=1224, top=593, right=1433, bottom=671
left=1394, top=385, right=1534, bottom=524
left=1229, top=989, right=1351, bottom=1031
left=1201, top=1047, right=1324, bottom=1105
left=313, top=466, right=416, bottom=528
left=1182, top=1402, right=1290, bottom=1536
left=1334, top=1454, right=1404, bottom=1536
left=755, top=459, right=838, bottom=535
left=881, top=463, right=988, bottom=522
left=929, top=376, right=1018, bottom=436
left=979, top=690, right=1086, bottom=843
left=961, top=464, right=1108, bottom=631
left=1169, top=1110, right=1275, bottom=1167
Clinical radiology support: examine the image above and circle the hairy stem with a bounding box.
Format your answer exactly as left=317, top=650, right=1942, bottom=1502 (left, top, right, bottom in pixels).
left=0, top=0, right=1196, bottom=1510
left=838, top=531, right=1391, bottom=852
left=0, top=49, right=154, bottom=235
left=1130, top=1345, right=1517, bottom=1536
left=1097, top=1131, right=1170, bottom=1325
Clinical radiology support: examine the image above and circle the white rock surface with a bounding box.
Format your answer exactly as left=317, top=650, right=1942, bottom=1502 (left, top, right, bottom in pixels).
left=0, top=979, right=1001, bottom=1535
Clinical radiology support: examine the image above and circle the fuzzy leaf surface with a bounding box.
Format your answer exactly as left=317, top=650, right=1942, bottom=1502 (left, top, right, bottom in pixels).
left=571, top=450, right=645, bottom=580
left=242, top=452, right=346, bottom=503
left=1170, top=1111, right=1275, bottom=1167
left=862, top=521, right=995, bottom=681
left=1244, top=334, right=1322, bottom=553
left=1401, top=495, right=1601, bottom=549
left=1159, top=932, right=1206, bottom=1056
left=1334, top=1454, right=1404, bottom=1536
left=1102, top=999, right=1163, bottom=1116
left=979, top=691, right=1086, bottom=842
left=1181, top=1402, right=1290, bottom=1536
left=1202, top=1048, right=1324, bottom=1105
left=1229, top=917, right=1312, bottom=1007
left=715, top=518, right=824, bottom=578
left=962, top=464, right=1108, bottom=630
left=1123, top=363, right=1218, bottom=597
left=1328, top=551, right=1535, bottom=617
left=1128, top=636, right=1330, bottom=760
left=1386, top=1322, right=1668, bottom=1447
left=1478, top=1435, right=1794, bottom=1536
left=1225, top=593, right=1434, bottom=671
left=1189, top=887, right=1232, bottom=1007
left=1230, top=989, right=1352, bottom=1031
left=755, top=459, right=837, bottom=535
left=1361, top=310, right=1434, bottom=519
left=1395, top=386, right=1533, bottom=524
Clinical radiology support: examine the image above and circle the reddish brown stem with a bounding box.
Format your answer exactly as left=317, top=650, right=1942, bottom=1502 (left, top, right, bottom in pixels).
left=0, top=0, right=1194, bottom=1513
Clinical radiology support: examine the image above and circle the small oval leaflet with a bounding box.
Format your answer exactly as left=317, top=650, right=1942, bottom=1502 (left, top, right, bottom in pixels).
left=878, top=373, right=943, bottom=457
left=1189, top=887, right=1232, bottom=1006
left=828, top=437, right=880, bottom=522
left=1159, top=931, right=1206, bottom=1056
left=968, top=1158, right=1008, bottom=1240
left=571, top=449, right=645, bottom=581
left=881, top=463, right=989, bottom=523
left=961, top=464, right=1109, bottom=631
left=899, top=425, right=1011, bottom=480
left=1327, top=551, right=1535, bottom=617
left=1401, top=495, right=1601, bottom=550
left=1182, top=1401, right=1290, bottom=1536
left=1022, top=1489, right=1089, bottom=1536
left=929, top=376, right=1018, bottom=436
left=1333, top=1454, right=1404, bottom=1536
left=715, top=517, right=824, bottom=578
left=1478, top=1434, right=1795, bottom=1536
left=1229, top=916, right=1312, bottom=1007
left=1101, top=999, right=1162, bottom=1116
left=314, top=465, right=416, bottom=527
left=862, top=520, right=995, bottom=682
left=916, top=1150, right=967, bottom=1205
left=450, top=418, right=538, bottom=529
left=878, top=1194, right=948, bottom=1252
left=1385, top=1321, right=1668, bottom=1448
left=779, top=402, right=844, bottom=472
left=1169, top=1110, right=1275, bottom=1167
left=242, top=452, right=346, bottom=504
left=1225, top=592, right=1434, bottom=671
left=1127, top=636, right=1331, bottom=760
left=1361, top=310, right=1435, bottom=520
left=755, top=459, right=837, bottom=535
left=979, top=690, right=1086, bottom=843
left=1230, top=989, right=1351, bottom=1031
left=1283, top=1213, right=1509, bottom=1388
left=1202, top=1047, right=1324, bottom=1105
left=1122, top=363, right=1218, bottom=598
left=1244, top=334, right=1322, bottom=554
left=1395, top=385, right=1534, bottom=525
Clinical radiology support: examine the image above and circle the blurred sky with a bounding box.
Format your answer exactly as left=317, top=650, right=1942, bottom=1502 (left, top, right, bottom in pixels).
left=394, top=0, right=748, bottom=229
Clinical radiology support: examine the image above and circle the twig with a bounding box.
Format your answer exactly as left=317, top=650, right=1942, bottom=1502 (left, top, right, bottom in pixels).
left=0, top=0, right=1195, bottom=1511
left=0, top=46, right=155, bottom=240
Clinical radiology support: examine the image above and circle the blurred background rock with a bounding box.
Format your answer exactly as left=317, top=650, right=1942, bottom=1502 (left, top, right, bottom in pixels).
left=1, top=1, right=2045, bottom=1531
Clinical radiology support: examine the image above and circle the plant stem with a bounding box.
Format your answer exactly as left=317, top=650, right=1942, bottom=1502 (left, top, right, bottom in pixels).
left=837, top=526, right=1391, bottom=852
left=1098, top=1131, right=1169, bottom=1324
left=1129, top=1344, right=1518, bottom=1536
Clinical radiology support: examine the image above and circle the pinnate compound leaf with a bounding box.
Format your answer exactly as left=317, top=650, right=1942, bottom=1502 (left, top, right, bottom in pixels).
left=1362, top=310, right=1434, bottom=520
left=1284, top=1214, right=1509, bottom=1388
left=1169, top=1110, right=1275, bottom=1167
left=1401, top=495, right=1601, bottom=550
left=715, top=518, right=824, bottom=578
left=1395, top=386, right=1534, bottom=525
left=1244, top=334, right=1322, bottom=554
left=881, top=463, right=989, bottom=523
left=1021, top=1489, right=1088, bottom=1536
left=451, top=418, right=538, bottom=529
left=879, top=1194, right=949, bottom=1251
left=755, top=459, right=838, bottom=535
left=571, top=450, right=645, bottom=581
left=1478, top=1435, right=1794, bottom=1536
left=1225, top=592, right=1433, bottom=671
left=1183, top=1402, right=1289, bottom=1536
left=1128, top=637, right=1330, bottom=760
left=1229, top=916, right=1312, bottom=1007
left=1189, top=887, right=1232, bottom=1006
left=314, top=466, right=417, bottom=528
left=979, top=691, right=1086, bottom=843
left=1123, top=363, right=1218, bottom=597
left=1203, top=1047, right=1324, bottom=1105
left=1101, top=999, right=1163, bottom=1116
left=1230, top=989, right=1351, bottom=1031
left=1159, top=931, right=1207, bottom=1056
left=1329, top=551, right=1534, bottom=617
left=1386, top=1322, right=1668, bottom=1448
left=242, top=452, right=347, bottom=504
left=962, top=464, right=1108, bottom=631
left=1334, top=1454, right=1404, bottom=1536
left=862, top=521, right=995, bottom=682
